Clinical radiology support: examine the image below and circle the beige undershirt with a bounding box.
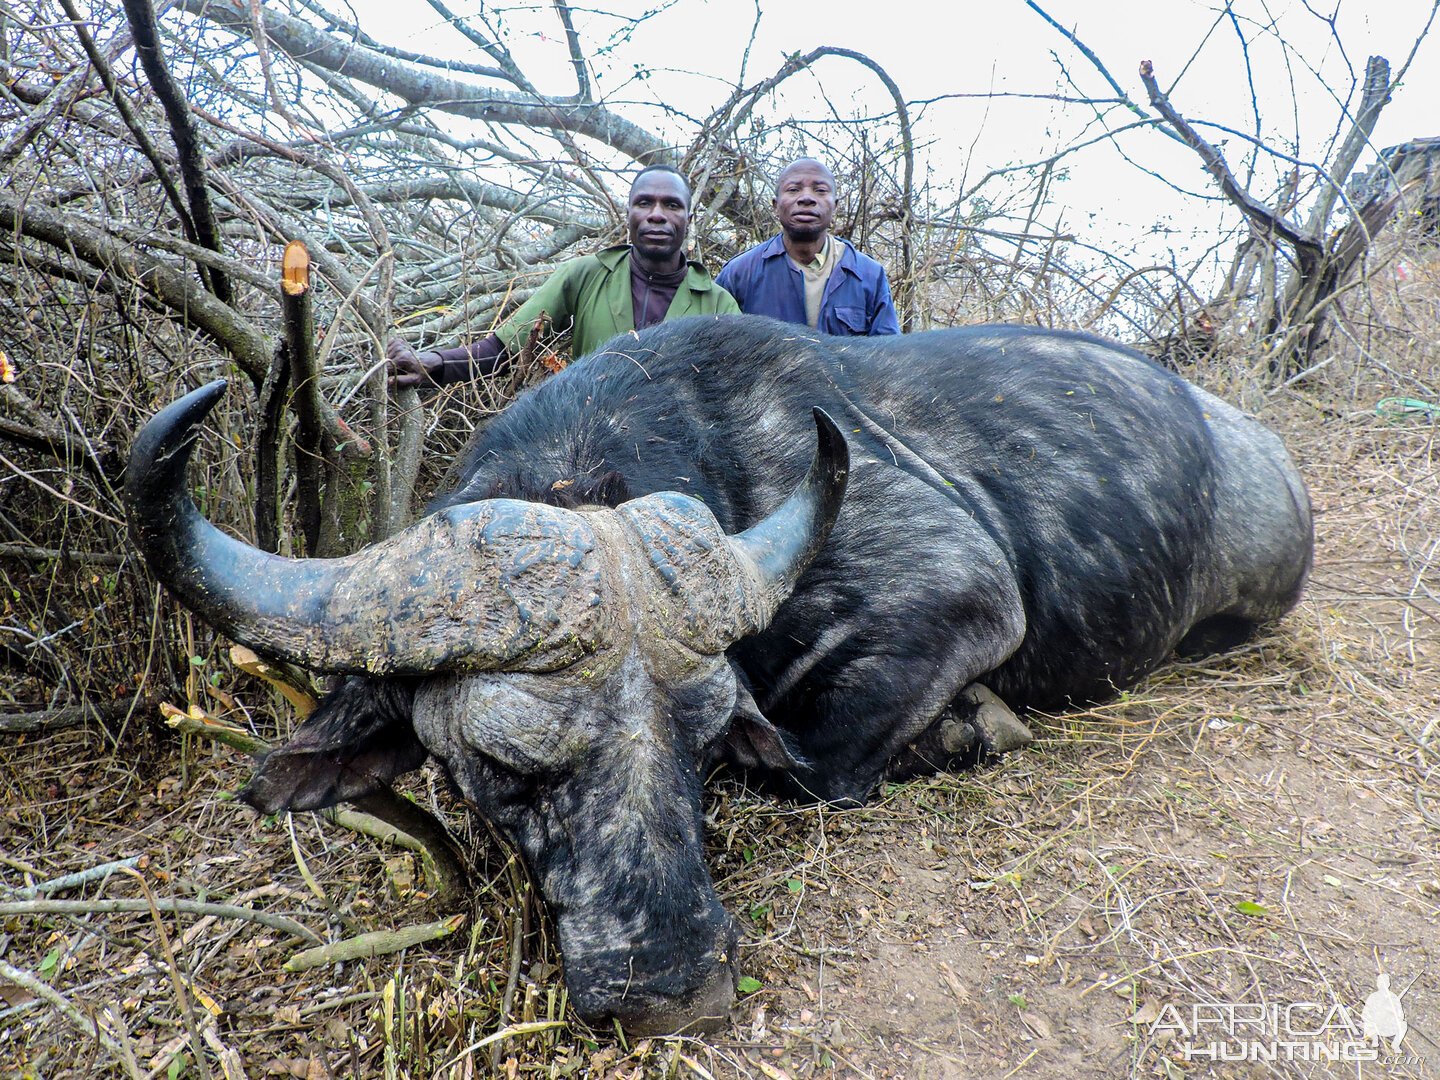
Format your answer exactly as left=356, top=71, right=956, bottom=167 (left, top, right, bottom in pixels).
left=791, top=236, right=839, bottom=329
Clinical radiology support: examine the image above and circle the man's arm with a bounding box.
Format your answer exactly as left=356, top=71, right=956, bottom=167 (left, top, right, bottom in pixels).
left=388, top=335, right=506, bottom=389
left=868, top=267, right=901, bottom=336
left=714, top=257, right=745, bottom=311
left=714, top=283, right=741, bottom=315
left=387, top=262, right=580, bottom=389
left=387, top=338, right=445, bottom=389
left=491, top=262, right=579, bottom=355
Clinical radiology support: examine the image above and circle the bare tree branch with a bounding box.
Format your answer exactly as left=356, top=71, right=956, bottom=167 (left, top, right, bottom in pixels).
left=1302, top=55, right=1390, bottom=234
left=173, top=0, right=674, bottom=164
left=0, top=22, right=131, bottom=171
left=1026, top=0, right=1188, bottom=150
left=0, top=191, right=271, bottom=380
left=57, top=0, right=197, bottom=246
left=552, top=0, right=592, bottom=102
left=1138, top=59, right=1322, bottom=269
left=283, top=0, right=508, bottom=79
left=122, top=0, right=234, bottom=305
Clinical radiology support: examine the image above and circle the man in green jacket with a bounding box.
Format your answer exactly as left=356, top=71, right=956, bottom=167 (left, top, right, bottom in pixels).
left=388, top=165, right=739, bottom=388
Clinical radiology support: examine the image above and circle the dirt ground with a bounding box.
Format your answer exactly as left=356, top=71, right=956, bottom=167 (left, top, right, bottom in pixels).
left=2, top=370, right=1437, bottom=1078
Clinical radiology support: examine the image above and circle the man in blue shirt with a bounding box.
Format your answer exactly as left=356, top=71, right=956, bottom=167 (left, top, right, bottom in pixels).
left=716, top=158, right=900, bottom=335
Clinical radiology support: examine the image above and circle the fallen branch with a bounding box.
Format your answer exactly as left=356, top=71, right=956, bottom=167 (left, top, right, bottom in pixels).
left=163, top=688, right=469, bottom=904
left=0, top=542, right=125, bottom=566
left=0, top=958, right=130, bottom=1065
left=283, top=912, right=466, bottom=971
left=0, top=897, right=322, bottom=943
left=10, top=856, right=143, bottom=899
left=0, top=695, right=155, bottom=736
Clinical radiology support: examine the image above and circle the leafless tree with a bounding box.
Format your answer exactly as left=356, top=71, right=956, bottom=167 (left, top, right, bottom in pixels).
left=1028, top=0, right=1440, bottom=377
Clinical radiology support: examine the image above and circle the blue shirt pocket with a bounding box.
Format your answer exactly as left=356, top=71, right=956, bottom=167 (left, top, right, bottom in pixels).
left=831, top=305, right=868, bottom=335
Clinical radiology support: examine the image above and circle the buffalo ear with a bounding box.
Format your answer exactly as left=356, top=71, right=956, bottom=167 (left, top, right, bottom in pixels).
left=578, top=469, right=630, bottom=508
left=241, top=677, right=427, bottom=813
left=722, top=683, right=807, bottom=771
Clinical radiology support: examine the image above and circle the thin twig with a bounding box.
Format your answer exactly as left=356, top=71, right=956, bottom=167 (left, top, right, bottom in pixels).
left=1137, top=60, right=1321, bottom=265
left=0, top=898, right=323, bottom=943
left=0, top=958, right=131, bottom=1066
left=10, top=857, right=142, bottom=899
left=120, top=868, right=216, bottom=1080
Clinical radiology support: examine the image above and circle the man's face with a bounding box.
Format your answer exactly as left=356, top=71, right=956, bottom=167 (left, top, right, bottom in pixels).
left=627, top=172, right=691, bottom=263
left=774, top=162, right=836, bottom=243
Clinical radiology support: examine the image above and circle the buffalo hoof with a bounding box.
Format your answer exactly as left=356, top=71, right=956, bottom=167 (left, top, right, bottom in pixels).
left=959, top=683, right=1033, bottom=757
left=884, top=683, right=1035, bottom=784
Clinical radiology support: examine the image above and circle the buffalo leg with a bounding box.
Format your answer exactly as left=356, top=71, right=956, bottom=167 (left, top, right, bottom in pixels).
left=737, top=493, right=1028, bottom=802
left=883, top=683, right=1034, bottom=783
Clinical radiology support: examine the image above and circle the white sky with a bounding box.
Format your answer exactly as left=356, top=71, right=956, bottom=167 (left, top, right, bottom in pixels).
left=359, top=0, right=1440, bottom=276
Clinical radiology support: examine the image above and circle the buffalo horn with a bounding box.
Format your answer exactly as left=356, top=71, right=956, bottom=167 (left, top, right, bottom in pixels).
left=726, top=407, right=849, bottom=624
left=124, top=380, right=611, bottom=675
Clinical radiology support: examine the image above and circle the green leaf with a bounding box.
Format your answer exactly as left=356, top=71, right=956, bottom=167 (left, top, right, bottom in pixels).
left=737, top=976, right=763, bottom=995
left=1007, top=992, right=1027, bottom=1009
left=1233, top=900, right=1270, bottom=917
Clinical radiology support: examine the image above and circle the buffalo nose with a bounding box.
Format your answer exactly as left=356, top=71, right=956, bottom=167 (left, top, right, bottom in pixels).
left=569, top=913, right=740, bottom=1036
left=613, top=965, right=736, bottom=1036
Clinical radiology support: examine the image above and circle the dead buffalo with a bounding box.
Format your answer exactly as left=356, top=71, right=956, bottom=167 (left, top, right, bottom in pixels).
left=124, top=315, right=1313, bottom=1034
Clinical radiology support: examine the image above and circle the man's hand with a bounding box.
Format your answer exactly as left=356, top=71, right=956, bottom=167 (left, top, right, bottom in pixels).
left=386, top=338, right=443, bottom=390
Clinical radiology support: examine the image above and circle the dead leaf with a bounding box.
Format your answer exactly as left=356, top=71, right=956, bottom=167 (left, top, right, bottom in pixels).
left=0, top=984, right=35, bottom=1008
left=1019, top=1010, right=1053, bottom=1039
left=1129, top=1000, right=1165, bottom=1026
left=938, top=961, right=971, bottom=1004
left=756, top=1061, right=793, bottom=1080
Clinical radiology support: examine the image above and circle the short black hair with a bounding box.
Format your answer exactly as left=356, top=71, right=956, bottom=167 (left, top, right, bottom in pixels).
left=630, top=164, right=692, bottom=208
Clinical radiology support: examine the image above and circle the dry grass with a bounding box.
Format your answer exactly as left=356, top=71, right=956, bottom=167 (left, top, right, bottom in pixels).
left=3, top=262, right=1439, bottom=1078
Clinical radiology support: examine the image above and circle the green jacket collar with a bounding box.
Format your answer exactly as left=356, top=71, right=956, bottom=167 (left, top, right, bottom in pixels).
left=595, top=244, right=723, bottom=293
